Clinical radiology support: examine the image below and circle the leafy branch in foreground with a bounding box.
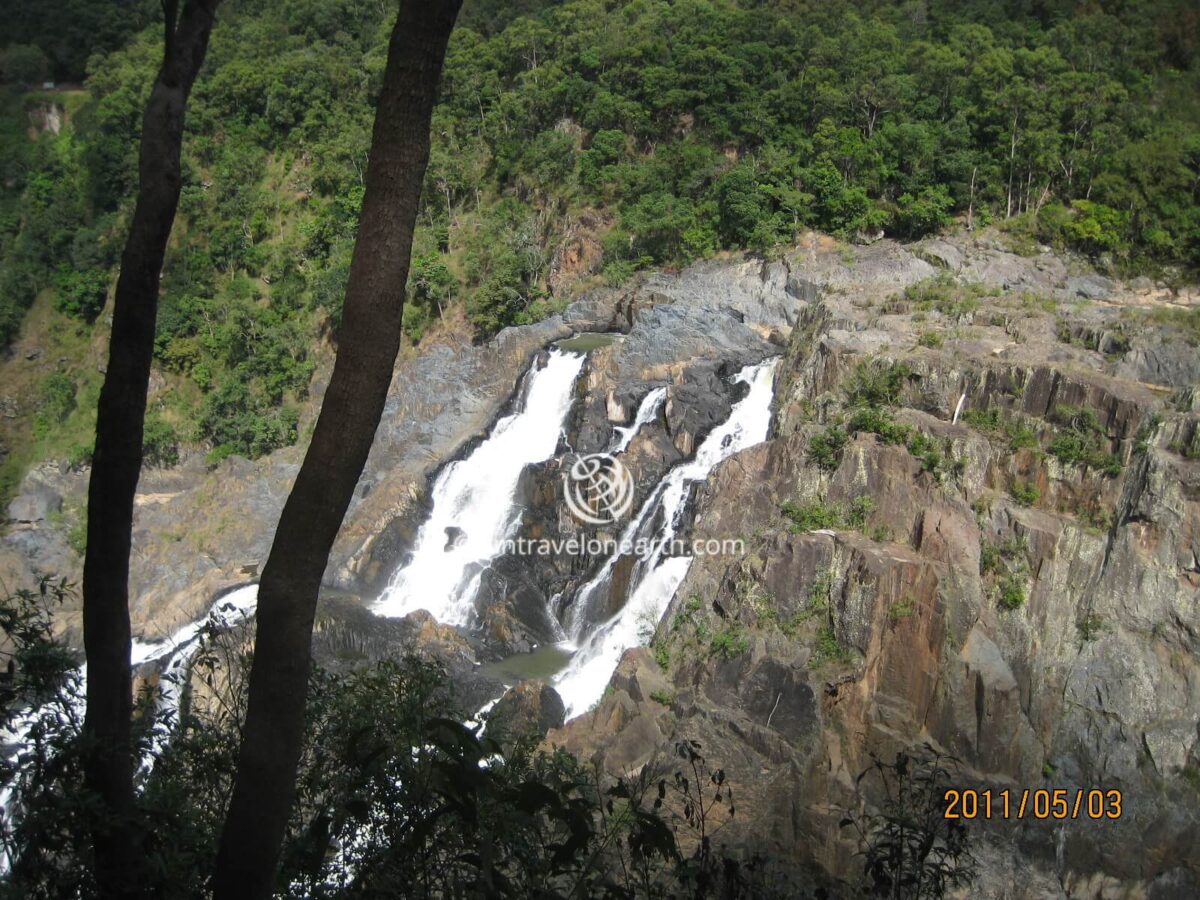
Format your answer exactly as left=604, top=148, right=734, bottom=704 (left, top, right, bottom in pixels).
left=841, top=746, right=976, bottom=899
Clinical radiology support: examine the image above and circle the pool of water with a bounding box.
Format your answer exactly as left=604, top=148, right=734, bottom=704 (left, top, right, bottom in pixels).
left=555, top=332, right=623, bottom=353
left=478, top=642, right=574, bottom=687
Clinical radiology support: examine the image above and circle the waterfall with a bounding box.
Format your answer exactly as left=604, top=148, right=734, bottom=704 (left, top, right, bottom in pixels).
left=0, top=583, right=259, bottom=871
left=372, top=349, right=586, bottom=626
left=554, top=359, right=778, bottom=718
left=608, top=386, right=667, bottom=453
left=132, top=584, right=259, bottom=760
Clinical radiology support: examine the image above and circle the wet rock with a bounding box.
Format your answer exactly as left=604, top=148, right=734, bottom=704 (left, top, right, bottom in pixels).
left=489, top=679, right=566, bottom=736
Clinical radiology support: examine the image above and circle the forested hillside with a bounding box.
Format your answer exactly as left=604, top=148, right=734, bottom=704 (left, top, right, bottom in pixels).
left=1, top=0, right=1196, bottom=499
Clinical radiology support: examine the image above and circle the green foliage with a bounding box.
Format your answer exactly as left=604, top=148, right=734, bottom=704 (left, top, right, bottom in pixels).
left=0, top=45, right=51, bottom=85
left=781, top=499, right=843, bottom=532
left=843, top=748, right=977, bottom=897
left=53, top=267, right=107, bottom=319
left=1006, top=419, right=1039, bottom=452
left=901, top=274, right=994, bottom=319
left=843, top=404, right=957, bottom=480
left=198, top=379, right=299, bottom=462
left=845, top=359, right=914, bottom=407
left=962, top=406, right=1041, bottom=455
left=33, top=371, right=75, bottom=438
left=961, top=407, right=1001, bottom=431
left=997, top=574, right=1026, bottom=610
left=807, top=424, right=848, bottom=470
left=1138, top=307, right=1200, bottom=347
left=979, top=535, right=1028, bottom=577
left=709, top=622, right=749, bottom=660
left=811, top=627, right=851, bottom=667
left=1047, top=405, right=1122, bottom=477
left=651, top=638, right=671, bottom=670
left=917, top=330, right=944, bottom=348
left=782, top=495, right=882, bottom=535
left=0, top=577, right=79, bottom=722
left=889, top=596, right=917, bottom=623
left=142, top=415, right=180, bottom=468
left=979, top=532, right=1030, bottom=611
left=1077, top=614, right=1110, bottom=642
left=1009, top=480, right=1040, bottom=506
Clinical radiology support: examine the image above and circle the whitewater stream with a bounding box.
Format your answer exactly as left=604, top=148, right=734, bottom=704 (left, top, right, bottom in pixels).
left=372, top=349, right=586, bottom=625
left=553, top=359, right=778, bottom=716
left=0, top=583, right=259, bottom=871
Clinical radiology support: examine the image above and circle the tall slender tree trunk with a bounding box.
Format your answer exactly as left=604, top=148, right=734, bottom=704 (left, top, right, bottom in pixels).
left=212, top=2, right=462, bottom=896
left=81, top=2, right=221, bottom=896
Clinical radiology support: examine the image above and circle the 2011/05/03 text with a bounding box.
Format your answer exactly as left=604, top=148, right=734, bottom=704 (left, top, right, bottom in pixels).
left=943, top=788, right=1122, bottom=820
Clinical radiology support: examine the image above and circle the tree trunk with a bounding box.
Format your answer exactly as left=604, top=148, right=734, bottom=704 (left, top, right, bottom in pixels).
left=211, top=2, right=462, bottom=896
left=81, top=2, right=221, bottom=896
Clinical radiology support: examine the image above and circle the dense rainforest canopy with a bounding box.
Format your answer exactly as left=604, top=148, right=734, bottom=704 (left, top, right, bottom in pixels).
left=0, top=0, right=1197, bottom=491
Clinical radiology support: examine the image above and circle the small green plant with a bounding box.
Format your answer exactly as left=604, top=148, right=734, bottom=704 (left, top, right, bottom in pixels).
left=809, top=568, right=834, bottom=613
left=66, top=514, right=88, bottom=557
left=917, top=331, right=944, bottom=348
left=1009, top=480, right=1040, bottom=506
left=845, top=359, right=915, bottom=407
left=649, top=689, right=675, bottom=706
left=143, top=415, right=181, bottom=468
left=997, top=574, right=1026, bottom=610
left=979, top=542, right=1002, bottom=575
left=33, top=372, right=77, bottom=439
left=889, top=597, right=917, bottom=622
left=710, top=622, right=749, bottom=659
left=781, top=499, right=843, bottom=532
left=808, top=424, right=849, bottom=470
left=1004, top=418, right=1039, bottom=451
left=1133, top=414, right=1162, bottom=455
left=961, top=407, right=1001, bottom=431
left=848, top=405, right=909, bottom=444
left=1046, top=405, right=1122, bottom=476
left=652, top=638, right=671, bottom=670
left=846, top=495, right=877, bottom=530
left=1076, top=615, right=1109, bottom=642
left=811, top=627, right=851, bottom=667
left=902, top=273, right=991, bottom=319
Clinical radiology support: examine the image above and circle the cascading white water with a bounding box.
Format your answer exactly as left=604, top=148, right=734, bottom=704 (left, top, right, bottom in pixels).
left=132, top=584, right=259, bottom=760
left=554, top=359, right=778, bottom=718
left=0, top=583, right=259, bottom=871
left=609, top=386, right=666, bottom=453
left=372, top=349, right=586, bottom=626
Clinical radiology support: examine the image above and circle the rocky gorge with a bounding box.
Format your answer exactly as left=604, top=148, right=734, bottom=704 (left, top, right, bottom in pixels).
left=3, top=230, right=1199, bottom=896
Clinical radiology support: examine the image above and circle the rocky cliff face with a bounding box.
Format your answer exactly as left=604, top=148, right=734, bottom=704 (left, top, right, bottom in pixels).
left=545, top=235, right=1200, bottom=897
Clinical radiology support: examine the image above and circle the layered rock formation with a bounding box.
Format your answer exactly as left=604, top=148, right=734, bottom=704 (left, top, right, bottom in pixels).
left=547, top=234, right=1200, bottom=896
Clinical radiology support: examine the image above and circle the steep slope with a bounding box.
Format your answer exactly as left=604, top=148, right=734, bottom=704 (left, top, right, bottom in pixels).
left=546, top=234, right=1200, bottom=895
